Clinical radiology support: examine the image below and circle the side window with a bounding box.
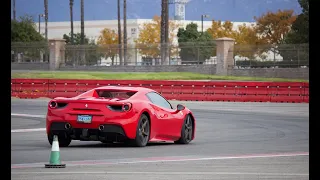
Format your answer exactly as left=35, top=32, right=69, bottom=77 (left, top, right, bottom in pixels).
left=146, top=92, right=172, bottom=109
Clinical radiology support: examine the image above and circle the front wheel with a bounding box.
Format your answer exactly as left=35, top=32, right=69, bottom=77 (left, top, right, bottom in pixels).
left=130, top=114, right=150, bottom=147
left=48, top=134, right=72, bottom=147
left=174, top=115, right=193, bottom=144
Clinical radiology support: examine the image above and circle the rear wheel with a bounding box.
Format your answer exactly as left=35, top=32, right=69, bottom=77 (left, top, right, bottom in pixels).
left=48, top=133, right=72, bottom=147
left=174, top=115, right=193, bottom=144
left=131, top=114, right=150, bottom=147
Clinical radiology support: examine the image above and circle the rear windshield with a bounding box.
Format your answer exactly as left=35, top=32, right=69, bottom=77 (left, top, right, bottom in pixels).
left=95, top=90, right=137, bottom=99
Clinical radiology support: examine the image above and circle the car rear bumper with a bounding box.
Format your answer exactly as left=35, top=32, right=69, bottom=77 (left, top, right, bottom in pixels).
left=48, top=122, right=129, bottom=142
left=46, top=114, right=140, bottom=140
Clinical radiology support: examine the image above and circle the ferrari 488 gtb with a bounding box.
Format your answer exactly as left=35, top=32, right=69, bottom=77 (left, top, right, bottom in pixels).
left=46, top=86, right=196, bottom=147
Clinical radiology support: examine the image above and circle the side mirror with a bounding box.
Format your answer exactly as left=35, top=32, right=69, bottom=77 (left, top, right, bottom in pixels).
left=177, top=104, right=185, bottom=111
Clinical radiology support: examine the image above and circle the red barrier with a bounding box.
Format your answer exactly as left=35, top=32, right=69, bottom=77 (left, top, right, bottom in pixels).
left=11, top=79, right=309, bottom=103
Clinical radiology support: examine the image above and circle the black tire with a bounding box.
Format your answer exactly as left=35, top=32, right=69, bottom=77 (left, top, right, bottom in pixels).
left=131, top=114, right=150, bottom=147
left=174, top=114, right=193, bottom=144
left=48, top=134, right=72, bottom=147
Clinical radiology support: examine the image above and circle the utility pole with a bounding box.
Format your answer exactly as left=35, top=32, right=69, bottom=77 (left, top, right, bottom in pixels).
left=80, top=0, right=84, bottom=45
left=117, top=0, right=123, bottom=66
left=160, top=0, right=166, bottom=65
left=13, top=0, right=16, bottom=20
left=123, top=0, right=127, bottom=65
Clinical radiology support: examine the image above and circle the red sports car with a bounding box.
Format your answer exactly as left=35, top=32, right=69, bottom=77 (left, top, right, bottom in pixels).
left=46, top=86, right=196, bottom=147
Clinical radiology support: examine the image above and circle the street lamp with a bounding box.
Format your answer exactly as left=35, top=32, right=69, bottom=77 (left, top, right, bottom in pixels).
left=38, top=14, right=45, bottom=33
left=201, top=14, right=209, bottom=34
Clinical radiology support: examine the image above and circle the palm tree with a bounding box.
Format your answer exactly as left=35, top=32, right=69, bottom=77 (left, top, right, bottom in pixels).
left=69, top=0, right=74, bottom=44
left=44, top=0, right=48, bottom=62
left=117, top=0, right=123, bottom=65
left=123, top=0, right=127, bottom=65
left=80, top=0, right=84, bottom=45
left=13, top=0, right=16, bottom=20
left=44, top=0, right=48, bottom=41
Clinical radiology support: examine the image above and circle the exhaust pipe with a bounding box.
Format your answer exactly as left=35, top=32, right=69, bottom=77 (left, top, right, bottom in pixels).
left=99, top=125, right=104, bottom=131
left=65, top=123, right=71, bottom=130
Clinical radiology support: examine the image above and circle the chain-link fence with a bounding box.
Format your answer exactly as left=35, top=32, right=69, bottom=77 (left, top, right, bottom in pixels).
left=234, top=43, right=309, bottom=68
left=11, top=41, right=309, bottom=69
left=62, top=41, right=217, bottom=67
left=11, top=42, right=49, bottom=63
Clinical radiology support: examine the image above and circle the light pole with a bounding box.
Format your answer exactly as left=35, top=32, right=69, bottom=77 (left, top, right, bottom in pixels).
left=38, top=14, right=45, bottom=33
left=201, top=14, right=209, bottom=34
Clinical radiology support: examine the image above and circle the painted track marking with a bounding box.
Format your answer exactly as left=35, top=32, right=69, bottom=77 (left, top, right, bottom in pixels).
left=11, top=113, right=46, bottom=133
left=11, top=152, right=309, bottom=169
left=11, top=113, right=45, bottom=118
left=11, top=171, right=308, bottom=176
left=11, top=128, right=46, bottom=133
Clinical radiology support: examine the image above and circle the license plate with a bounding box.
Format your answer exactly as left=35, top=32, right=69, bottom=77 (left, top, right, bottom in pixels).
left=77, top=115, right=92, bottom=123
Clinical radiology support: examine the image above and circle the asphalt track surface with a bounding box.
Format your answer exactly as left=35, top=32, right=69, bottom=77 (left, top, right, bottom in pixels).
left=11, top=98, right=309, bottom=180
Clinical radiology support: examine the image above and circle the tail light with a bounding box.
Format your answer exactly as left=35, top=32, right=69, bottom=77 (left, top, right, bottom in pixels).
left=122, top=103, right=132, bottom=112
left=49, top=100, right=68, bottom=109
left=107, top=103, right=132, bottom=112
left=49, top=100, right=57, bottom=109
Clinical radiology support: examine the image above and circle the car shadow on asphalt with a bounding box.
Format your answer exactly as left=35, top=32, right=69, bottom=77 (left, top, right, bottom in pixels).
left=66, top=141, right=174, bottom=148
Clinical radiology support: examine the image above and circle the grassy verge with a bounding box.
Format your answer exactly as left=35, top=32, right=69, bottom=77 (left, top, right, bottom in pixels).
left=11, top=71, right=308, bottom=82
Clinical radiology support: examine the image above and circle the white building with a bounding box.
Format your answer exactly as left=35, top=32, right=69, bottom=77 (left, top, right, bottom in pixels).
left=38, top=19, right=254, bottom=41
left=37, top=19, right=265, bottom=65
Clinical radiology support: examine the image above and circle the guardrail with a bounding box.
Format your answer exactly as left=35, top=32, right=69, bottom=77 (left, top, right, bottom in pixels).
left=11, top=79, right=309, bottom=103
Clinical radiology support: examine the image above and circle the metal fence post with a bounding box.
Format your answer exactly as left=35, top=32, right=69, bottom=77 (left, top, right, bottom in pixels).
left=197, top=47, right=200, bottom=64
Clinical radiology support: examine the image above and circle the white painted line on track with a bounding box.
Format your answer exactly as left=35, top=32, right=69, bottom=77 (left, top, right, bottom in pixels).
left=11, top=128, right=46, bottom=133
left=11, top=152, right=309, bottom=169
left=11, top=113, right=46, bottom=133
left=11, top=171, right=308, bottom=176
left=11, top=113, right=46, bottom=118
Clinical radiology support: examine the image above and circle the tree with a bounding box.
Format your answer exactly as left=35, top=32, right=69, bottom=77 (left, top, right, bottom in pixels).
left=177, top=23, right=214, bottom=64
left=233, top=23, right=267, bottom=59
left=63, top=33, right=101, bottom=66
left=63, top=33, right=89, bottom=45
left=278, top=0, right=309, bottom=67
left=11, top=15, right=45, bottom=42
left=207, top=20, right=237, bottom=40
left=11, top=15, right=46, bottom=62
left=206, top=20, right=264, bottom=58
left=283, top=0, right=309, bottom=44
left=44, top=0, right=48, bottom=40
left=254, top=9, right=297, bottom=44
left=69, top=0, right=74, bottom=44
left=117, top=0, right=123, bottom=66
left=135, top=15, right=180, bottom=59
left=123, top=0, right=128, bottom=65
left=80, top=0, right=85, bottom=44
left=97, top=28, right=119, bottom=65
left=13, top=0, right=16, bottom=20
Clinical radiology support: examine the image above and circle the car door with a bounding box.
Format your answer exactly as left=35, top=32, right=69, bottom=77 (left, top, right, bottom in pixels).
left=146, top=92, right=181, bottom=138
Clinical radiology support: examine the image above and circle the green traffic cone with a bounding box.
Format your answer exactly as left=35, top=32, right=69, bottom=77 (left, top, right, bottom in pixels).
left=45, top=135, right=66, bottom=168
